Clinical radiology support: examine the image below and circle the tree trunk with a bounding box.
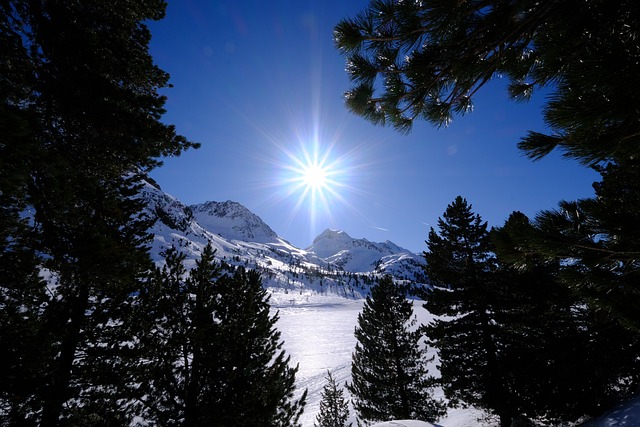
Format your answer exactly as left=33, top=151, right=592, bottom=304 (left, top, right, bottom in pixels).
left=499, top=413, right=513, bottom=427
left=40, top=282, right=89, bottom=427
left=392, top=331, right=410, bottom=419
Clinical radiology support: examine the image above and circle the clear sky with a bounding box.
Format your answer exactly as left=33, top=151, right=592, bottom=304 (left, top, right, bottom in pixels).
left=148, top=0, right=598, bottom=254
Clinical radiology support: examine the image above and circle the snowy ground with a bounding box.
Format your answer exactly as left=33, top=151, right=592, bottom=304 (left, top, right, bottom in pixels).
left=272, top=290, right=489, bottom=427
left=271, top=290, right=362, bottom=427
left=271, top=289, right=640, bottom=427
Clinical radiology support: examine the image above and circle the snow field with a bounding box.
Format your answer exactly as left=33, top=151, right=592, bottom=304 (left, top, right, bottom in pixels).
left=274, top=297, right=362, bottom=426
left=273, top=294, right=490, bottom=427
left=274, top=292, right=640, bottom=427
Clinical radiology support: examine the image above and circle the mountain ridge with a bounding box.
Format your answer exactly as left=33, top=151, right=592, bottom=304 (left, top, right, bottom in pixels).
left=141, top=179, right=427, bottom=297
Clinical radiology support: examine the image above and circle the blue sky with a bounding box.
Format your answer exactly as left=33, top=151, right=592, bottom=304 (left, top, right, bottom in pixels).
left=148, top=0, right=598, bottom=254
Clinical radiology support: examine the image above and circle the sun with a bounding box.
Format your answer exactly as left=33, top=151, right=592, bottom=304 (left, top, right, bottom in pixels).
left=248, top=124, right=376, bottom=243
left=301, top=162, right=329, bottom=191
left=275, top=139, right=350, bottom=226
left=286, top=146, right=340, bottom=202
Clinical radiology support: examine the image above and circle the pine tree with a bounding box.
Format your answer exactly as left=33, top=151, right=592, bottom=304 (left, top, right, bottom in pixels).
left=424, top=199, right=640, bottom=424
left=333, top=0, right=640, bottom=339
left=422, top=196, right=512, bottom=427
left=0, top=234, right=50, bottom=425
left=489, top=212, right=598, bottom=423
left=1, top=4, right=53, bottom=422
left=0, top=1, right=197, bottom=424
left=492, top=209, right=640, bottom=422
left=333, top=0, right=640, bottom=165
left=136, top=244, right=306, bottom=427
left=514, top=161, right=640, bottom=330
left=349, top=275, right=444, bottom=425
left=132, top=244, right=215, bottom=425
left=491, top=212, right=570, bottom=411
left=206, top=266, right=306, bottom=427
left=315, top=370, right=351, bottom=427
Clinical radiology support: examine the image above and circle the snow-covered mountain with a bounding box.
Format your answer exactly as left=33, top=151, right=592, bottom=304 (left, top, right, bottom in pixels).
left=307, top=228, right=426, bottom=281
left=190, top=200, right=279, bottom=243
left=140, top=179, right=427, bottom=297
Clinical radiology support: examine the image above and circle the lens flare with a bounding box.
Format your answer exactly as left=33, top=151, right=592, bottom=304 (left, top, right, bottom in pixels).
left=232, top=119, right=385, bottom=245
left=278, top=138, right=349, bottom=229
left=301, top=163, right=328, bottom=190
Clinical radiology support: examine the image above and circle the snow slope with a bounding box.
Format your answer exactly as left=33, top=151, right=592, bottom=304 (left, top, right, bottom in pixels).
left=370, top=422, right=435, bottom=427
left=190, top=200, right=280, bottom=243
left=308, top=229, right=408, bottom=272
left=274, top=296, right=361, bottom=427
left=307, top=229, right=426, bottom=281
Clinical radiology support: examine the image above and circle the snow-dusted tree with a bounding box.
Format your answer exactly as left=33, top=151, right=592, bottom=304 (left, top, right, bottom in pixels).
left=315, top=370, right=351, bottom=427
left=349, top=275, right=444, bottom=425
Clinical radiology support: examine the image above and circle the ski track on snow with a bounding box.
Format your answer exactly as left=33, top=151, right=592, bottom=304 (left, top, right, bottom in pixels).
left=275, top=299, right=363, bottom=427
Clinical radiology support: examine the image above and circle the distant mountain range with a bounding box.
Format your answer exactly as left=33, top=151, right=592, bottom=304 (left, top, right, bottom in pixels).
left=140, top=178, right=427, bottom=297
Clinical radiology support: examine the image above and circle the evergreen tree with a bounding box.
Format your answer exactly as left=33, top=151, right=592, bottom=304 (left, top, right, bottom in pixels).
left=315, top=370, right=351, bottom=427
left=333, top=0, right=640, bottom=165
left=492, top=212, right=640, bottom=422
left=422, top=197, right=512, bottom=426
left=424, top=201, right=640, bottom=425
left=1, top=4, right=52, bottom=423
left=207, top=266, right=306, bottom=427
left=0, top=1, right=197, bottom=424
left=134, top=245, right=213, bottom=425
left=0, top=234, right=49, bottom=425
left=334, top=0, right=640, bottom=336
left=349, top=275, right=444, bottom=425
left=490, top=212, right=575, bottom=423
left=136, top=244, right=306, bottom=427
left=509, top=161, right=640, bottom=330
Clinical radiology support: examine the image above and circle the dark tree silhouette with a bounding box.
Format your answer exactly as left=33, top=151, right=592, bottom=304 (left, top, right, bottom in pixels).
left=315, top=370, right=351, bottom=427
left=334, top=0, right=640, bottom=165
left=349, top=275, right=444, bottom=424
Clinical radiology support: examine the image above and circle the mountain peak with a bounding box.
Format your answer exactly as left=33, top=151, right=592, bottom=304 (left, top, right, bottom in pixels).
left=307, top=228, right=421, bottom=273
left=190, top=200, right=279, bottom=243
left=313, top=228, right=351, bottom=243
